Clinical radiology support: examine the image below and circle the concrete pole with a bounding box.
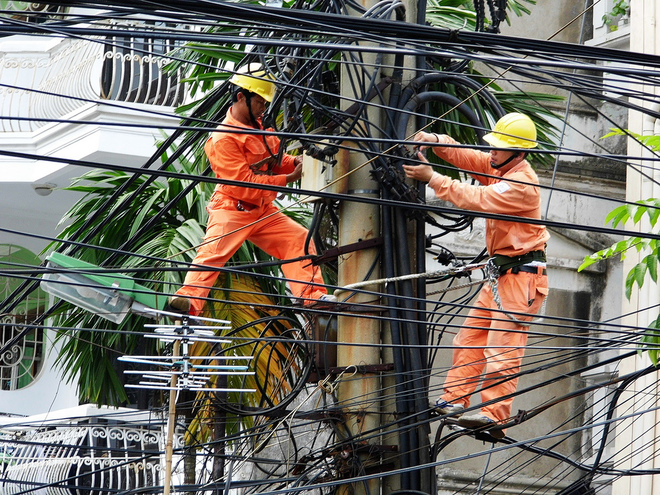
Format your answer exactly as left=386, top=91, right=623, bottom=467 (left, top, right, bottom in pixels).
left=335, top=2, right=419, bottom=494
left=335, top=30, right=383, bottom=493
left=336, top=142, right=382, bottom=495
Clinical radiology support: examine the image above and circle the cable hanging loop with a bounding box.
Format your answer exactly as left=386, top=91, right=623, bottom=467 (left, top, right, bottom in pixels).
left=254, top=366, right=360, bottom=454
left=317, top=365, right=357, bottom=395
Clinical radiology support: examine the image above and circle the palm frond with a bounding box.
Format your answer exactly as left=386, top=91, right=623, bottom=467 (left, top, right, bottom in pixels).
left=184, top=273, right=308, bottom=445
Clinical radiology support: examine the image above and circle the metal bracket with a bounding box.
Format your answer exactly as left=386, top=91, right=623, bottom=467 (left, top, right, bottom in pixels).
left=328, top=363, right=394, bottom=375
left=313, top=237, right=383, bottom=265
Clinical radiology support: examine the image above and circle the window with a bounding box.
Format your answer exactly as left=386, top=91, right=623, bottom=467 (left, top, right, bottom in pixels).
left=0, top=245, right=46, bottom=391
left=588, top=0, right=630, bottom=48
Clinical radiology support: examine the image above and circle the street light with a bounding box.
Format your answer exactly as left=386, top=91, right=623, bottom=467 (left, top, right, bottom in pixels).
left=40, top=252, right=165, bottom=323
left=40, top=252, right=248, bottom=495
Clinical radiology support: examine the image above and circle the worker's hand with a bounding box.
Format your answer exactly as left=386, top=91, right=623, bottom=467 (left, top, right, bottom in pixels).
left=286, top=162, right=303, bottom=183
left=402, top=151, right=434, bottom=183
left=412, top=131, right=442, bottom=152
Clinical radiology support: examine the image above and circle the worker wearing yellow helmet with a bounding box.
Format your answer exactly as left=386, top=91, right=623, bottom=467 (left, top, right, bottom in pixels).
left=482, top=112, right=539, bottom=167
left=229, top=64, right=277, bottom=102
left=168, top=64, right=335, bottom=316
left=229, top=63, right=278, bottom=129
left=403, top=112, right=550, bottom=439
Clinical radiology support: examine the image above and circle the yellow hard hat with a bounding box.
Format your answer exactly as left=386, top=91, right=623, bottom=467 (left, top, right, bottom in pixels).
left=229, top=63, right=277, bottom=102
left=483, top=112, right=538, bottom=149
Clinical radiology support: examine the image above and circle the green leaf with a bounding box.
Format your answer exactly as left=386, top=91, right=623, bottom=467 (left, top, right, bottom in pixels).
left=625, top=262, right=649, bottom=300
left=640, top=317, right=660, bottom=365
left=508, top=0, right=535, bottom=17
left=632, top=204, right=647, bottom=224
left=605, top=205, right=630, bottom=227
left=625, top=270, right=635, bottom=300
left=578, top=253, right=601, bottom=271
left=128, top=186, right=166, bottom=237
left=645, top=253, right=659, bottom=283
left=426, top=4, right=477, bottom=31
left=633, top=262, right=647, bottom=287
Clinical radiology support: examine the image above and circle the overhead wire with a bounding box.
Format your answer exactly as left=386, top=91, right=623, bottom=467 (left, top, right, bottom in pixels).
left=1, top=1, right=660, bottom=494
left=5, top=250, right=660, bottom=349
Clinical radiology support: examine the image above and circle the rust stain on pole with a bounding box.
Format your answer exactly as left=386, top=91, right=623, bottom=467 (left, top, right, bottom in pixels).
left=336, top=141, right=382, bottom=495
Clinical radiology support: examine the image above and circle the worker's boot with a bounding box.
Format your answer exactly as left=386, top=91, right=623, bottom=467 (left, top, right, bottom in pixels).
left=433, top=399, right=464, bottom=416
left=165, top=296, right=191, bottom=314
left=458, top=413, right=505, bottom=439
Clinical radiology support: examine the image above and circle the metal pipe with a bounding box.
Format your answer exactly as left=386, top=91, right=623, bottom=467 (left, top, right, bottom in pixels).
left=164, top=335, right=180, bottom=495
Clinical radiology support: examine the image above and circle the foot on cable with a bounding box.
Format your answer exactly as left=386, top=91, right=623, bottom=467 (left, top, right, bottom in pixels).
left=301, top=294, right=338, bottom=309
left=457, top=413, right=505, bottom=439
left=163, top=297, right=203, bottom=329
left=433, top=399, right=464, bottom=417
left=164, top=296, right=191, bottom=315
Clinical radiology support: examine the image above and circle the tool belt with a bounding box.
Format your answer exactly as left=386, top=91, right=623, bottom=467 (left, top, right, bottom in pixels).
left=491, top=250, right=546, bottom=274
left=208, top=191, right=264, bottom=212
left=235, top=199, right=261, bottom=211
left=504, top=265, right=546, bottom=276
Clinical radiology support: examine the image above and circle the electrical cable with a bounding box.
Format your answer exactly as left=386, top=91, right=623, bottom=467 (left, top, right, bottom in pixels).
left=4, top=3, right=660, bottom=495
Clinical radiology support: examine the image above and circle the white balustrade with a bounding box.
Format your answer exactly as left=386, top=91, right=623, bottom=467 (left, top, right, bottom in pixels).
left=1, top=422, right=183, bottom=494
left=0, top=20, right=185, bottom=133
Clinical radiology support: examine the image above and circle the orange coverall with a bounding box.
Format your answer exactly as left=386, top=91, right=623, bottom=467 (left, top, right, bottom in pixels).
left=429, top=135, right=550, bottom=423
left=174, top=108, right=327, bottom=315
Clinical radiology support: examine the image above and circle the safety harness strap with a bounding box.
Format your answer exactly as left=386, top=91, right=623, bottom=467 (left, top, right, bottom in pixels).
left=490, top=250, right=546, bottom=272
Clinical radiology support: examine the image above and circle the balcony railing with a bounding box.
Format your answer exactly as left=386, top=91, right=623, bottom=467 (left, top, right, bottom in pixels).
left=0, top=3, right=67, bottom=23
left=0, top=20, right=185, bottom=132
left=0, top=245, right=46, bottom=391
left=1, top=422, right=183, bottom=494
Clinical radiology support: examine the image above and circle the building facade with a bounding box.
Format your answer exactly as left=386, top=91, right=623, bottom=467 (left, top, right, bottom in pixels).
left=0, top=1, right=657, bottom=494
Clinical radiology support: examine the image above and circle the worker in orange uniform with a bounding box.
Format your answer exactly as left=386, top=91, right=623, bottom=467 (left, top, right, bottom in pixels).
left=168, top=65, right=335, bottom=316
left=403, top=113, right=550, bottom=439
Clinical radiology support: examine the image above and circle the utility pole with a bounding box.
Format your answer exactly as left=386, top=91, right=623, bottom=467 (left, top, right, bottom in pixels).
left=335, top=6, right=389, bottom=495
left=336, top=143, right=381, bottom=495
left=335, top=0, right=426, bottom=493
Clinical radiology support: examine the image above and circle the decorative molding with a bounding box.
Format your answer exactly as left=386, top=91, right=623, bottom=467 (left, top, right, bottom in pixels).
left=1, top=423, right=184, bottom=494
left=0, top=21, right=185, bottom=132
